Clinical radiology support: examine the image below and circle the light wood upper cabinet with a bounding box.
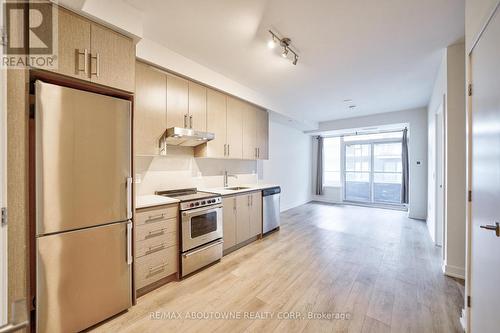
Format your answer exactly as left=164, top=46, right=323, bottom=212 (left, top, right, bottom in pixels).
left=167, top=74, right=189, bottom=128
left=188, top=82, right=207, bottom=132
left=249, top=192, right=262, bottom=237
left=195, top=88, right=226, bottom=158
left=42, top=6, right=135, bottom=92
left=135, top=61, right=167, bottom=156
left=256, top=109, right=269, bottom=160
left=53, top=8, right=91, bottom=81
left=223, top=197, right=237, bottom=250
left=242, top=104, right=257, bottom=159
left=90, top=24, right=135, bottom=92
left=236, top=195, right=251, bottom=244
left=226, top=97, right=243, bottom=159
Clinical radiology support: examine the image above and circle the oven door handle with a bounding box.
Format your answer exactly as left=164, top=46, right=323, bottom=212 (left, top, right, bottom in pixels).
left=183, top=240, right=223, bottom=257
left=182, top=204, right=223, bottom=216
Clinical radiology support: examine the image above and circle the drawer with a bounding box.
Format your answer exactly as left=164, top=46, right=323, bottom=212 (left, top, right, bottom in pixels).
left=135, top=232, right=177, bottom=258
left=135, top=246, right=178, bottom=290
left=135, top=205, right=178, bottom=226
left=181, top=239, right=223, bottom=277
left=135, top=218, right=177, bottom=242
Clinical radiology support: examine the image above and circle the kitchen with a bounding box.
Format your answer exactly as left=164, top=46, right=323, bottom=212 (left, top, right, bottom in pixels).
left=1, top=1, right=475, bottom=332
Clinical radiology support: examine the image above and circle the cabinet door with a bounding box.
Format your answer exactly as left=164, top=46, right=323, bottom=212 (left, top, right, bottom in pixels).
left=236, top=195, right=251, bottom=244
left=256, top=109, right=269, bottom=159
left=50, top=7, right=91, bottom=80
left=226, top=97, right=243, bottom=159
left=249, top=192, right=262, bottom=237
left=166, top=74, right=189, bottom=128
left=196, top=88, right=226, bottom=158
left=222, top=197, right=237, bottom=250
left=135, top=62, right=167, bottom=155
left=242, top=103, right=257, bottom=159
left=90, top=23, right=135, bottom=92
left=188, top=82, right=207, bottom=132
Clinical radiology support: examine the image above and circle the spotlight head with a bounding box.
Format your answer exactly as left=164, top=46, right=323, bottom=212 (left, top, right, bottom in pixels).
left=281, top=48, right=289, bottom=58
left=267, top=36, right=277, bottom=49
left=293, top=55, right=298, bottom=65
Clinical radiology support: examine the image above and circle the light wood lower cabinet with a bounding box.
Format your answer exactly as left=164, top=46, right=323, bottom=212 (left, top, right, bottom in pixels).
left=135, top=204, right=179, bottom=294
left=223, top=191, right=262, bottom=253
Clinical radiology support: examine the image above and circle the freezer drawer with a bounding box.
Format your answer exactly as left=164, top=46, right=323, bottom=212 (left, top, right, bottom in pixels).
left=36, top=222, right=132, bottom=333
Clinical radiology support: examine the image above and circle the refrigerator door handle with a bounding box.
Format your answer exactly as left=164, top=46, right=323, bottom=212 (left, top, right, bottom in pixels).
left=126, top=177, right=133, bottom=219
left=126, top=222, right=133, bottom=265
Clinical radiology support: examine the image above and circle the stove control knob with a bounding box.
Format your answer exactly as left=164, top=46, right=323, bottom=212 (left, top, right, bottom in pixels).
left=190, top=203, right=194, bottom=207
left=201, top=201, right=206, bottom=205
left=195, top=202, right=199, bottom=206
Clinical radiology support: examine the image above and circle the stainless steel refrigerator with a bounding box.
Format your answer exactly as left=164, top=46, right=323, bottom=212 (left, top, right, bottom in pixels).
left=35, top=81, right=133, bottom=333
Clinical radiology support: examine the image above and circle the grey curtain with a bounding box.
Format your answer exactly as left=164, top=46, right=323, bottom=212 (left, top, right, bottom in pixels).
left=316, top=136, right=324, bottom=195
left=401, top=128, right=409, bottom=204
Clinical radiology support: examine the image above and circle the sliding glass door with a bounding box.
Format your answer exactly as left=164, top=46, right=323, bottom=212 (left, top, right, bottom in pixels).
left=344, top=141, right=403, bottom=205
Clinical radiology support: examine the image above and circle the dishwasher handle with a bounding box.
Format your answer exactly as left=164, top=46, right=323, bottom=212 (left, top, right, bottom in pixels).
left=262, top=186, right=281, bottom=197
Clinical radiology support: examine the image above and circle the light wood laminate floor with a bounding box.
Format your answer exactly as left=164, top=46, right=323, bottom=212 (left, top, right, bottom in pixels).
left=91, top=202, right=464, bottom=333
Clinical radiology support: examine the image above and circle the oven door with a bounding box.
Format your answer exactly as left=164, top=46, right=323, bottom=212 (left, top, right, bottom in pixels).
left=181, top=204, right=223, bottom=251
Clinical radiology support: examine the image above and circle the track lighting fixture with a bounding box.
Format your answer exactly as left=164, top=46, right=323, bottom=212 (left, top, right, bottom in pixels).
left=268, top=30, right=299, bottom=65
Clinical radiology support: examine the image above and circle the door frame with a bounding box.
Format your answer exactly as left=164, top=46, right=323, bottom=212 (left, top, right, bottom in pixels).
left=435, top=99, right=446, bottom=249
left=0, top=0, right=8, bottom=325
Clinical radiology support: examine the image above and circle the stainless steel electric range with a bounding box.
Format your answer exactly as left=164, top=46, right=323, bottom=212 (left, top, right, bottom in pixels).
left=156, top=188, right=223, bottom=277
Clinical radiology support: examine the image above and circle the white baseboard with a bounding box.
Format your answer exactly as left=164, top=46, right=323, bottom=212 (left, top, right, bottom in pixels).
left=442, top=263, right=465, bottom=279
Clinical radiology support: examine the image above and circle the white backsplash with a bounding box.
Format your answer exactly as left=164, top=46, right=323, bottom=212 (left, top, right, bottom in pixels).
left=135, top=146, right=260, bottom=195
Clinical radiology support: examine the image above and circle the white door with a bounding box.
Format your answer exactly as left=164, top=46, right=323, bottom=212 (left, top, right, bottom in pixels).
left=470, top=4, right=500, bottom=332
left=435, top=106, right=445, bottom=248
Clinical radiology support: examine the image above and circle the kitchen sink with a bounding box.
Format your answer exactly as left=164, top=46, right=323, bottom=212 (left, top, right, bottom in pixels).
left=225, top=186, right=252, bottom=191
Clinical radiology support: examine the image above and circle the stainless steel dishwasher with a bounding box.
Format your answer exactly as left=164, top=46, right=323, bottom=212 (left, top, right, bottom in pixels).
left=262, top=186, right=281, bottom=235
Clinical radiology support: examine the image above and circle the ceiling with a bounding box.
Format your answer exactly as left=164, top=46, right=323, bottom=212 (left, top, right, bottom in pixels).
left=125, top=0, right=465, bottom=124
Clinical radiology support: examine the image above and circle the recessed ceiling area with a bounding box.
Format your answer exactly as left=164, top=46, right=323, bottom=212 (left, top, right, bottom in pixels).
left=125, top=0, right=465, bottom=124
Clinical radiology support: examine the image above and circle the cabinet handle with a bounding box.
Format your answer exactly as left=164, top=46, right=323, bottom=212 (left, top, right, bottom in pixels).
left=146, top=213, right=165, bottom=222
left=228, top=144, right=230, bottom=156
left=224, top=144, right=227, bottom=156
left=90, top=52, right=100, bottom=78
left=147, top=229, right=165, bottom=238
left=149, top=263, right=167, bottom=274
left=189, top=115, right=193, bottom=129
left=76, top=49, right=88, bottom=75
left=146, top=243, right=166, bottom=255
left=184, top=114, right=187, bottom=128
left=258, top=148, right=260, bottom=159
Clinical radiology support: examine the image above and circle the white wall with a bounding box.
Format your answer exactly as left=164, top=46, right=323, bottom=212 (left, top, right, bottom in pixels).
left=316, top=108, right=428, bottom=220
left=136, top=118, right=312, bottom=212
left=261, top=118, right=313, bottom=211
left=428, top=43, right=466, bottom=279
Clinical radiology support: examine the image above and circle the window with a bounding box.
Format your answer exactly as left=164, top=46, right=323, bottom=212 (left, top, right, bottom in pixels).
left=343, top=132, right=404, bottom=205
left=323, top=137, right=341, bottom=186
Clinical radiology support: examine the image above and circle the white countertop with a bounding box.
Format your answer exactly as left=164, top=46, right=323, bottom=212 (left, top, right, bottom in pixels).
left=199, top=184, right=280, bottom=196
left=136, top=195, right=180, bottom=209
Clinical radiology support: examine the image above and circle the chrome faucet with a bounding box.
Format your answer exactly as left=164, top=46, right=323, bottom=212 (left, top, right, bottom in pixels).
left=223, top=170, right=238, bottom=188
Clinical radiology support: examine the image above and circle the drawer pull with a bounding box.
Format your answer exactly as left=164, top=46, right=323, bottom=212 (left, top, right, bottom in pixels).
left=145, top=243, right=166, bottom=255
left=149, top=263, right=168, bottom=275
left=146, top=213, right=166, bottom=222
left=146, top=229, right=165, bottom=238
